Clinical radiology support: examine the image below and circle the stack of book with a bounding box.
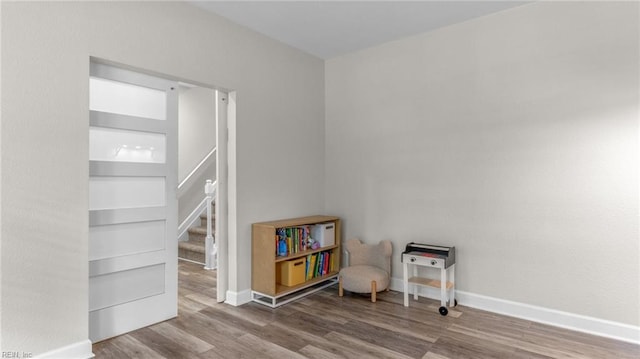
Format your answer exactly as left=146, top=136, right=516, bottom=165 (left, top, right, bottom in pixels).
left=305, top=250, right=333, bottom=280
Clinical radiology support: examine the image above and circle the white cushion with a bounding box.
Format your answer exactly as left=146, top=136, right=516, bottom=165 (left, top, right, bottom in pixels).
left=340, top=265, right=389, bottom=293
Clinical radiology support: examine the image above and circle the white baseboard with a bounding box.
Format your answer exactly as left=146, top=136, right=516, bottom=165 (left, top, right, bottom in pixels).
left=35, top=339, right=94, bottom=359
left=225, top=289, right=252, bottom=306
left=389, top=277, right=640, bottom=345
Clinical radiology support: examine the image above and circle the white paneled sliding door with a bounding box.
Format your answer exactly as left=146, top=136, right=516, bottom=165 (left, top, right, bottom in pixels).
left=88, top=62, right=178, bottom=342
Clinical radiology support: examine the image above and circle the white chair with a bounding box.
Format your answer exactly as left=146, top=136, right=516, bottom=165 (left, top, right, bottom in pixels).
left=338, top=238, right=392, bottom=302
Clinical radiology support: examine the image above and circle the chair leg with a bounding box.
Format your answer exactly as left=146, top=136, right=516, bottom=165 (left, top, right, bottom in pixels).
left=371, top=281, right=377, bottom=303
left=339, top=276, right=343, bottom=297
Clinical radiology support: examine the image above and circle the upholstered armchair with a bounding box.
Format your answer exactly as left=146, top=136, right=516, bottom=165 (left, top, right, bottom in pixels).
left=338, top=238, right=392, bottom=302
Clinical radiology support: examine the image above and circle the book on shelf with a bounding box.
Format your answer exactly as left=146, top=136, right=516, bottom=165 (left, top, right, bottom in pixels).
left=275, top=225, right=312, bottom=257
left=302, top=250, right=333, bottom=280
left=307, top=253, right=316, bottom=280
left=315, top=252, right=322, bottom=277
left=323, top=251, right=329, bottom=275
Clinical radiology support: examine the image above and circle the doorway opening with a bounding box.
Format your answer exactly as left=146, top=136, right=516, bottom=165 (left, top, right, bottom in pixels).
left=176, top=84, right=218, bottom=268
left=176, top=84, right=228, bottom=301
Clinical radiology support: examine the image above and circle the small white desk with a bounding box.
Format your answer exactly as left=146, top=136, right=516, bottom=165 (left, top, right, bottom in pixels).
left=402, top=251, right=456, bottom=315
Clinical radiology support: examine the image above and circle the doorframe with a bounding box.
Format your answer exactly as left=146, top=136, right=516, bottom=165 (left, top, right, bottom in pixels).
left=215, top=90, right=236, bottom=304
left=226, top=92, right=238, bottom=304
left=215, top=90, right=229, bottom=303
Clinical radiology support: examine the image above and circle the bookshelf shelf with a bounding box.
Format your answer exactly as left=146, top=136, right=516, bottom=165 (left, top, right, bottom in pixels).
left=252, top=215, right=341, bottom=308
left=274, top=244, right=340, bottom=263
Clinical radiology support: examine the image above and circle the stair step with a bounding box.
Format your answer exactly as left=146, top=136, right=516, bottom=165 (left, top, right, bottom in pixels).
left=179, top=241, right=205, bottom=252
left=188, top=226, right=208, bottom=235
left=178, top=241, right=205, bottom=264
left=200, top=214, right=215, bottom=227
left=187, top=226, right=207, bottom=244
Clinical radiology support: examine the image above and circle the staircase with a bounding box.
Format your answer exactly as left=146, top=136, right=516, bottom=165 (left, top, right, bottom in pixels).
left=178, top=202, right=214, bottom=264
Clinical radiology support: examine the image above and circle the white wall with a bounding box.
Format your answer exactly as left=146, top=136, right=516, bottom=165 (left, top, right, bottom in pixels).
left=0, top=1, right=324, bottom=355
left=178, top=86, right=216, bottom=182
left=325, top=1, right=639, bottom=326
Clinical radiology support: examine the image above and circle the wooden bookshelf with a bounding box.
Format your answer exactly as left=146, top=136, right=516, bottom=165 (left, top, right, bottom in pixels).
left=251, top=215, right=341, bottom=307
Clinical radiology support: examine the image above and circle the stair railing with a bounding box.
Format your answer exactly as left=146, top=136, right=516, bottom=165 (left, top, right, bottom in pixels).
left=178, top=147, right=216, bottom=196
left=177, top=146, right=217, bottom=266
left=204, top=179, right=217, bottom=270
left=177, top=193, right=211, bottom=243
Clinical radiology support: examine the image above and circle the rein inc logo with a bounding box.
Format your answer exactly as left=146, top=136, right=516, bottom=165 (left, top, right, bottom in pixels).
left=2, top=352, right=32, bottom=358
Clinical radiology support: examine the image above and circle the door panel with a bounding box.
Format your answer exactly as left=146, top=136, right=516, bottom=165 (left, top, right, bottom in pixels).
left=89, top=206, right=166, bottom=226
left=89, top=176, right=166, bottom=210
left=89, top=250, right=166, bottom=277
left=89, top=127, right=167, bottom=163
left=90, top=77, right=167, bottom=120
left=89, top=264, right=166, bottom=311
left=89, top=221, right=166, bottom=261
left=88, top=62, right=178, bottom=342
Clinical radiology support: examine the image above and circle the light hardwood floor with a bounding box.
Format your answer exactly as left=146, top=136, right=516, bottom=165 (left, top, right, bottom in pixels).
left=93, top=261, right=639, bottom=358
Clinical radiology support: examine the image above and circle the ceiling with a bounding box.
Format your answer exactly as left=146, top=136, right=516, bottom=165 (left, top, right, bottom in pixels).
left=190, top=1, right=531, bottom=59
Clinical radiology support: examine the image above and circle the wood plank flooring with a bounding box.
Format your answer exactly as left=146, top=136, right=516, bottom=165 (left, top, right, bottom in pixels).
left=93, top=261, right=639, bottom=358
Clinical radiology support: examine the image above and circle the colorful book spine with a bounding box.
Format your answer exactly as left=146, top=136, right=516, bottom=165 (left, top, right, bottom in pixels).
left=308, top=254, right=316, bottom=280
left=317, top=252, right=324, bottom=277
left=276, top=228, right=287, bottom=257
left=323, top=252, right=329, bottom=275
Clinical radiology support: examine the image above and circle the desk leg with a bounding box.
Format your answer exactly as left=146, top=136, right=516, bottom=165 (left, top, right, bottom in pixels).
left=403, top=262, right=409, bottom=307
left=449, top=264, right=455, bottom=307
left=413, top=265, right=419, bottom=300
left=440, top=265, right=447, bottom=307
